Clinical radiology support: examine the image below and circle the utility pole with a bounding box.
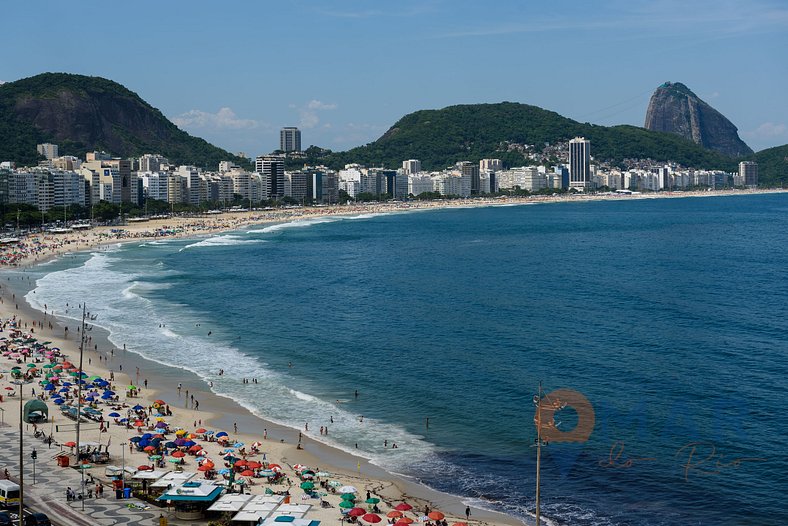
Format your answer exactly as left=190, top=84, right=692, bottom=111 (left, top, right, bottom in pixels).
left=533, top=382, right=547, bottom=526
left=75, top=304, right=87, bottom=509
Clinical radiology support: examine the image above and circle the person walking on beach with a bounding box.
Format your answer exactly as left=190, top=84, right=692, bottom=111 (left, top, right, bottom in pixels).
left=465, top=507, right=471, bottom=520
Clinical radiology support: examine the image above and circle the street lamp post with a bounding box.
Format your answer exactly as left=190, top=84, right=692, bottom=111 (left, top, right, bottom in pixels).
left=12, top=378, right=32, bottom=526
left=120, top=442, right=126, bottom=497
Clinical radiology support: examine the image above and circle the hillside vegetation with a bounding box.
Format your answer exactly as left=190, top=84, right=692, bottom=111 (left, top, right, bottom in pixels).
left=0, top=73, right=249, bottom=169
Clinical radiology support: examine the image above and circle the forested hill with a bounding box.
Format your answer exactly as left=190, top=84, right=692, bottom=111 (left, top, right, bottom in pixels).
left=322, top=102, right=736, bottom=172
left=0, top=73, right=249, bottom=169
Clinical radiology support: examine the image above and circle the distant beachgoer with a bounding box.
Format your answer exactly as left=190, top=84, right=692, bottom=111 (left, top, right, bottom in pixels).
left=384, top=440, right=387, bottom=448
left=305, top=423, right=308, bottom=431
left=355, top=390, right=359, bottom=398
left=234, top=422, right=238, bottom=433
left=330, top=416, right=333, bottom=423
left=264, top=429, right=267, bottom=439
left=465, top=506, right=471, bottom=520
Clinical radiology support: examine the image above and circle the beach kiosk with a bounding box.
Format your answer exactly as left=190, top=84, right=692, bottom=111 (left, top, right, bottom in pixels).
left=157, top=481, right=223, bottom=520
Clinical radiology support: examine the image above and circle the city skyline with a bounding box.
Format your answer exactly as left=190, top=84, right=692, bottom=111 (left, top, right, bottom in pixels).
left=2, top=1, right=786, bottom=155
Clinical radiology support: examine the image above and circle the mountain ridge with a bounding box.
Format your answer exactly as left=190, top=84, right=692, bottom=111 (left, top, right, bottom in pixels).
left=0, top=72, right=249, bottom=169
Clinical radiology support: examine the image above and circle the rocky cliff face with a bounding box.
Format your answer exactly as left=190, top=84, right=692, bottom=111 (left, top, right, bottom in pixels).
left=644, top=82, right=753, bottom=157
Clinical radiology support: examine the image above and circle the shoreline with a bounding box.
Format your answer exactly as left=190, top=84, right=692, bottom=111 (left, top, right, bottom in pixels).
left=2, top=261, right=527, bottom=525
left=0, top=187, right=783, bottom=526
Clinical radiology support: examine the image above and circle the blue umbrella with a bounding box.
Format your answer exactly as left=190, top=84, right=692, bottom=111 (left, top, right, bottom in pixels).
left=182, top=440, right=196, bottom=447
left=223, top=448, right=235, bottom=453
left=129, top=436, right=142, bottom=443
left=119, top=418, right=128, bottom=423
left=216, top=431, right=228, bottom=438
left=101, top=393, right=113, bottom=399
left=141, top=433, right=153, bottom=440
left=86, top=396, right=95, bottom=402
left=218, top=468, right=231, bottom=475
left=62, top=382, right=72, bottom=387
left=59, top=387, right=69, bottom=393
left=234, top=442, right=244, bottom=448
left=132, top=405, right=144, bottom=411
left=53, top=399, right=65, bottom=405
left=103, top=390, right=115, bottom=396
left=204, top=430, right=215, bottom=435
left=108, top=412, right=121, bottom=418
left=44, top=384, right=56, bottom=391
left=164, top=442, right=177, bottom=449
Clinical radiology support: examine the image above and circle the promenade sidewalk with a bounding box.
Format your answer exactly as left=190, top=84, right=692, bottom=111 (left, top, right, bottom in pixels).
left=0, top=425, right=171, bottom=525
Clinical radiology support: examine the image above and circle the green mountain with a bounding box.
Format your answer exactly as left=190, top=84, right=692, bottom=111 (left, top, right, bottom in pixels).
left=321, top=102, right=737, bottom=172
left=0, top=73, right=249, bottom=169
left=751, top=144, right=788, bottom=186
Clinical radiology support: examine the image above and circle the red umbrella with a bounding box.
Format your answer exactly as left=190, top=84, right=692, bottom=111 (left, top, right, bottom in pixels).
left=134, top=420, right=145, bottom=427
left=234, top=459, right=248, bottom=467
left=387, top=512, right=403, bottom=519
left=396, top=518, right=414, bottom=524
left=348, top=508, right=366, bottom=517
left=171, top=451, right=186, bottom=458
left=362, top=514, right=382, bottom=524
left=195, top=428, right=207, bottom=433
left=188, top=445, right=203, bottom=453
left=240, top=469, right=255, bottom=477
left=247, top=461, right=262, bottom=469
left=138, top=465, right=153, bottom=471
left=197, top=464, right=211, bottom=472
left=143, top=446, right=156, bottom=452
left=428, top=512, right=445, bottom=521
left=395, top=504, right=413, bottom=512
left=64, top=441, right=77, bottom=448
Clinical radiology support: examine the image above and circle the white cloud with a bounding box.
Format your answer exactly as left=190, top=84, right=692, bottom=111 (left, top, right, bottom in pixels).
left=297, top=99, right=337, bottom=129
left=746, top=122, right=787, bottom=139
left=0, top=80, right=6, bottom=85
left=172, top=107, right=258, bottom=130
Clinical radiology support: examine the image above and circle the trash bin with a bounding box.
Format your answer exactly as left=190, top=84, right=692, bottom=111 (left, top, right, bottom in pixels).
left=57, top=456, right=69, bottom=467
left=123, top=488, right=132, bottom=499
left=116, top=489, right=123, bottom=499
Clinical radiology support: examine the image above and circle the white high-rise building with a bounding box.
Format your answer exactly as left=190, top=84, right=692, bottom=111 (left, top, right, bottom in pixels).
left=569, top=137, right=592, bottom=191
left=402, top=159, right=422, bottom=175
left=739, top=161, right=758, bottom=187
left=480, top=159, right=502, bottom=172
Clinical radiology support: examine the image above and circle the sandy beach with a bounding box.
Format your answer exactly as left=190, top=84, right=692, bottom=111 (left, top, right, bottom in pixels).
left=0, top=188, right=783, bottom=526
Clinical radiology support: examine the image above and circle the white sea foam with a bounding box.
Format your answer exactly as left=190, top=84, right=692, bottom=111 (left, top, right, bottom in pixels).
left=246, top=217, right=340, bottom=234
left=180, top=235, right=266, bottom=251
left=26, top=247, right=438, bottom=474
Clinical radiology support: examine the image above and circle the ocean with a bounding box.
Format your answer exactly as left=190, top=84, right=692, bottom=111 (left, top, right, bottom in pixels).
left=17, top=193, right=788, bottom=525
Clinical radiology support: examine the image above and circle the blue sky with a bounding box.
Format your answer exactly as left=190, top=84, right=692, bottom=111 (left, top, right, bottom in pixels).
left=2, top=0, right=787, bottom=155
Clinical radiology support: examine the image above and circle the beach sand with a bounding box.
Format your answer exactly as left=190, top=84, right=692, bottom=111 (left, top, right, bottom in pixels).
left=0, top=188, right=782, bottom=526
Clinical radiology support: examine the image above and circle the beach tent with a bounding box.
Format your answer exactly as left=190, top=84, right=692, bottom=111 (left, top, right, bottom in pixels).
left=23, top=399, right=48, bottom=423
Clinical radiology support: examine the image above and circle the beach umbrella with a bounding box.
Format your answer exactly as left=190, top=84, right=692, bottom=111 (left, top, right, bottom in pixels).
left=341, top=493, right=356, bottom=501
left=77, top=464, right=92, bottom=470
left=428, top=512, right=445, bottom=521
left=143, top=446, right=156, bottom=452
left=240, top=469, right=255, bottom=477
left=216, top=431, right=228, bottom=438
left=362, top=514, right=382, bottom=523
left=339, top=486, right=358, bottom=494
left=234, top=460, right=247, bottom=467
left=132, top=404, right=144, bottom=411
left=387, top=511, right=403, bottom=519
left=171, top=451, right=185, bottom=458
left=234, top=442, right=244, bottom=448
left=274, top=517, right=295, bottom=523
left=175, top=429, right=187, bottom=436
left=293, top=464, right=306, bottom=471
left=108, top=412, right=121, bottom=418
left=394, top=504, right=413, bottom=512
left=155, top=421, right=167, bottom=429
left=138, top=465, right=153, bottom=471
left=129, top=436, right=142, bottom=443
left=365, top=498, right=380, bottom=504
left=188, top=445, right=203, bottom=453
left=349, top=508, right=366, bottom=517
left=247, top=461, right=262, bottom=469
left=218, top=468, right=231, bottom=475
left=316, top=471, right=331, bottom=477
left=338, top=501, right=355, bottom=509
left=195, top=428, right=207, bottom=434
left=43, top=384, right=55, bottom=391
left=168, top=458, right=182, bottom=464
left=300, top=481, right=314, bottom=490
left=395, top=519, right=414, bottom=525
left=53, top=399, right=65, bottom=405
left=259, top=470, right=276, bottom=477
left=64, top=441, right=77, bottom=447
left=154, top=399, right=165, bottom=405
left=197, top=464, right=212, bottom=472
left=182, top=440, right=196, bottom=447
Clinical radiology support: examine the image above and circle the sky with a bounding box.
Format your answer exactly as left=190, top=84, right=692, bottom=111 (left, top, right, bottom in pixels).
left=2, top=0, right=787, bottom=155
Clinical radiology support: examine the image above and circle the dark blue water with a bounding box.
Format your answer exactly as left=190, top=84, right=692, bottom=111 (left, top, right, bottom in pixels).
left=24, top=195, right=788, bottom=525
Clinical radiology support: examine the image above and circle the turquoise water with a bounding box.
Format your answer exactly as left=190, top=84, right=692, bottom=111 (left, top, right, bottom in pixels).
left=21, top=195, right=788, bottom=525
